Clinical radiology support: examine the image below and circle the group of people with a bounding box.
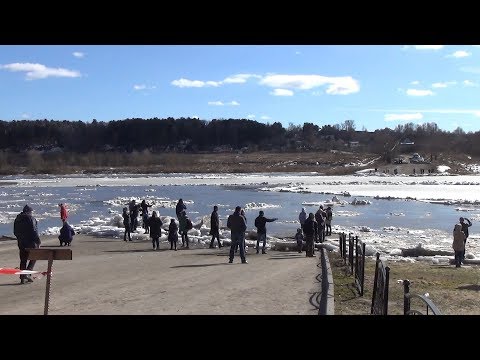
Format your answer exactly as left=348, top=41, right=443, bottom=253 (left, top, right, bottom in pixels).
left=12, top=198, right=475, bottom=284
left=297, top=205, right=333, bottom=257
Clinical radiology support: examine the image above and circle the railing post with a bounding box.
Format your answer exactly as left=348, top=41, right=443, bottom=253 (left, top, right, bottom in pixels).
left=355, top=237, right=359, bottom=279
left=370, top=252, right=380, bottom=314
left=339, top=233, right=342, bottom=258
left=384, top=266, right=390, bottom=315
left=360, top=242, right=366, bottom=296
left=349, top=238, right=354, bottom=274
left=403, top=279, right=411, bottom=315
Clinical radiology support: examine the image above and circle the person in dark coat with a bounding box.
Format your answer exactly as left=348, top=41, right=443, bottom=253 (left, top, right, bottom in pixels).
left=140, top=199, right=152, bottom=234
left=122, top=207, right=132, bottom=241
left=148, top=211, right=163, bottom=250
left=254, top=210, right=277, bottom=254
left=175, top=199, right=187, bottom=219
left=325, top=206, right=333, bottom=236
left=168, top=219, right=178, bottom=250
left=209, top=205, right=222, bottom=248
left=227, top=206, right=248, bottom=264
left=178, top=211, right=191, bottom=249
left=58, top=220, right=75, bottom=246
left=303, top=213, right=318, bottom=257
left=13, top=205, right=41, bottom=284
left=315, top=206, right=326, bottom=243
left=459, top=217, right=473, bottom=262
left=129, top=199, right=140, bottom=232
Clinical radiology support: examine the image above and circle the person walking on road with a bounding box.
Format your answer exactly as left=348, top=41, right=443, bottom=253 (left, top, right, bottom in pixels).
left=13, top=205, right=41, bottom=284
left=209, top=205, right=222, bottom=248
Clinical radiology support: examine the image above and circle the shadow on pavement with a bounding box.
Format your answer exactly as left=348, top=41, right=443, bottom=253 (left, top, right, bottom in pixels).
left=457, top=284, right=480, bottom=291
left=104, top=249, right=170, bottom=253
left=0, top=282, right=23, bottom=286
left=268, top=255, right=305, bottom=260
left=170, top=263, right=230, bottom=268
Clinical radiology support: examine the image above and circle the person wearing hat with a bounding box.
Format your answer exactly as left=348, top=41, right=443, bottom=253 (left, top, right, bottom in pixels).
left=13, top=205, right=41, bottom=284
left=254, top=210, right=277, bottom=254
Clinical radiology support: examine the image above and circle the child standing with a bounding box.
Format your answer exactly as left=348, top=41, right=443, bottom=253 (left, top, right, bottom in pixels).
left=295, top=228, right=304, bottom=253
left=168, top=219, right=178, bottom=251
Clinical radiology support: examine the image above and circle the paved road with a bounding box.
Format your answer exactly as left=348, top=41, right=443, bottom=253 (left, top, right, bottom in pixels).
left=0, top=235, right=322, bottom=315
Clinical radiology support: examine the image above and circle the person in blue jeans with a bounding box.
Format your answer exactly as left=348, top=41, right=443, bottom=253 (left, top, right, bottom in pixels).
left=254, top=210, right=277, bottom=254
left=227, top=206, right=248, bottom=264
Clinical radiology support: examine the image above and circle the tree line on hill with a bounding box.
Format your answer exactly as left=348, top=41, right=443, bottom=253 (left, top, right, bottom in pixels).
left=0, top=117, right=477, bottom=157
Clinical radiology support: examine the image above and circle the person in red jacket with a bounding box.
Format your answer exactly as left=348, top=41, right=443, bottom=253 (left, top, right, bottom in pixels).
left=59, top=203, right=68, bottom=222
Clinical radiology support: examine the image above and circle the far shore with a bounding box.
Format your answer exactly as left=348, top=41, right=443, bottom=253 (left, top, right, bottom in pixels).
left=0, top=150, right=477, bottom=176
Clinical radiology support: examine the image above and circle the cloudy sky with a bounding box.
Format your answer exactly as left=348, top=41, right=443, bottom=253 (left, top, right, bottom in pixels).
left=1, top=45, right=479, bottom=131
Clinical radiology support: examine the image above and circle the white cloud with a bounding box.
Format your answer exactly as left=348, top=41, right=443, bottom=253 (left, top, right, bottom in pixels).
left=260, top=74, right=359, bottom=95
left=1, top=62, right=81, bottom=80
left=205, top=81, right=221, bottom=87
left=410, top=80, right=420, bottom=85
left=246, top=114, right=255, bottom=119
left=406, top=89, right=434, bottom=96
left=295, top=51, right=301, bottom=55
left=172, top=73, right=259, bottom=88
left=133, top=84, right=156, bottom=91
left=448, top=50, right=471, bottom=58
left=223, top=74, right=259, bottom=84
left=21, top=113, right=30, bottom=119
left=172, top=78, right=211, bottom=88
left=410, top=45, right=444, bottom=50
left=472, top=45, right=480, bottom=47
left=431, top=81, right=456, bottom=88
left=72, top=52, right=85, bottom=58
left=207, top=100, right=239, bottom=106
left=384, top=113, right=423, bottom=122
left=260, top=115, right=271, bottom=120
left=460, top=66, right=480, bottom=74
left=208, top=101, right=224, bottom=106
left=270, top=88, right=294, bottom=96
left=463, top=80, right=478, bottom=87
left=192, top=115, right=200, bottom=119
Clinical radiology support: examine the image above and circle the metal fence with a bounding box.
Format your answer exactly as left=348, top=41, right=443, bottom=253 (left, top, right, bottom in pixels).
left=371, top=253, right=390, bottom=315
left=354, top=237, right=366, bottom=296
left=403, top=280, right=441, bottom=315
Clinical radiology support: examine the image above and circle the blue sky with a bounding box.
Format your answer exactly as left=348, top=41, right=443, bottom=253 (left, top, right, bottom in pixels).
left=1, top=45, right=480, bottom=132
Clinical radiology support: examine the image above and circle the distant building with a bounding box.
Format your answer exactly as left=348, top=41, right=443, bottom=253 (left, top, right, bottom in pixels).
left=348, top=141, right=360, bottom=148
left=400, top=138, right=415, bottom=145
left=409, top=153, right=425, bottom=163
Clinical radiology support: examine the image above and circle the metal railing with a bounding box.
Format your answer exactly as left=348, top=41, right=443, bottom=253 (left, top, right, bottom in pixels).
left=354, top=237, right=366, bottom=296
left=403, top=280, right=441, bottom=315
left=371, top=253, right=390, bottom=315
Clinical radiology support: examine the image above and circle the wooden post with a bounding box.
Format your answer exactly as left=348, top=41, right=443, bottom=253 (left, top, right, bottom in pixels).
left=44, top=252, right=54, bottom=315
left=27, top=248, right=72, bottom=316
